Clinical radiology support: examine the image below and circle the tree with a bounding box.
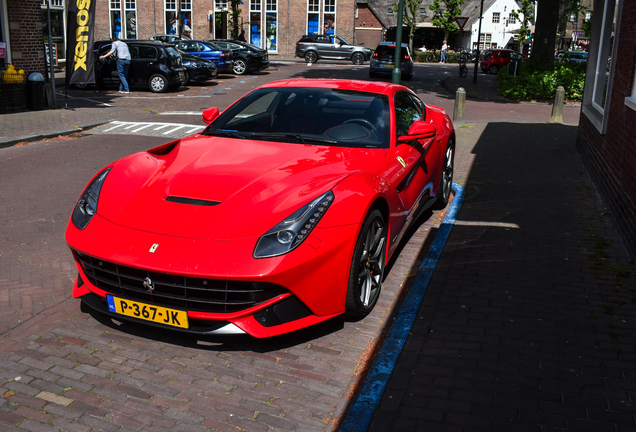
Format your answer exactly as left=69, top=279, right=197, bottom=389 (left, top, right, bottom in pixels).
left=429, top=0, right=465, bottom=43
left=509, top=0, right=535, bottom=54
left=390, top=0, right=426, bottom=52
left=229, top=0, right=243, bottom=40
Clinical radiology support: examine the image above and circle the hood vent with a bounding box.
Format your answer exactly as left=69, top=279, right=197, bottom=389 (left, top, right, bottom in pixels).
left=166, top=196, right=221, bottom=206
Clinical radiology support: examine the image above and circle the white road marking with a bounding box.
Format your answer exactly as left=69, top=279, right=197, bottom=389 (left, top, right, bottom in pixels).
left=92, top=121, right=204, bottom=138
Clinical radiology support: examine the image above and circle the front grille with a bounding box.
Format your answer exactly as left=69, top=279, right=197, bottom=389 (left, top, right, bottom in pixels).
left=75, top=251, right=287, bottom=313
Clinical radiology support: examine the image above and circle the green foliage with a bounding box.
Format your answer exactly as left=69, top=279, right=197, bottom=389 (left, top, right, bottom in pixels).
left=509, top=0, right=535, bottom=46
left=390, top=0, right=426, bottom=51
left=497, top=60, right=586, bottom=101
left=429, top=0, right=465, bottom=39
left=229, top=0, right=242, bottom=39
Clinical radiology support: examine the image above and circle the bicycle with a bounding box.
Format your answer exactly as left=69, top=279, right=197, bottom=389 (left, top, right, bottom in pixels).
left=426, top=50, right=440, bottom=63
left=458, top=56, right=469, bottom=78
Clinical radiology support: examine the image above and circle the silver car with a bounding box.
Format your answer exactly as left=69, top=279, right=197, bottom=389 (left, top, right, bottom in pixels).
left=295, top=34, right=372, bottom=65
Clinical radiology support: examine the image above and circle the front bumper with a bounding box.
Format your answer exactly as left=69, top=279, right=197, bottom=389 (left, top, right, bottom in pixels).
left=66, top=214, right=358, bottom=338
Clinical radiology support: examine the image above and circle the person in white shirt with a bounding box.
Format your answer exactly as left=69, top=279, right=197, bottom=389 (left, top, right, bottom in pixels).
left=440, top=40, right=448, bottom=63
left=99, top=36, right=132, bottom=93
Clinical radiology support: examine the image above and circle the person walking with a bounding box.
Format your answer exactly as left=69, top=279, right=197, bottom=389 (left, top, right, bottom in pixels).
left=99, top=36, right=131, bottom=93
left=238, top=29, right=246, bottom=42
left=440, top=40, right=448, bottom=63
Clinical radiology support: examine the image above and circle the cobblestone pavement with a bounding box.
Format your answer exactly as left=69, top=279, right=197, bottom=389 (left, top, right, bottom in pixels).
left=2, top=62, right=631, bottom=431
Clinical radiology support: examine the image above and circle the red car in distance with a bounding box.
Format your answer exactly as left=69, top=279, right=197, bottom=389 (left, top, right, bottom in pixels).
left=65, top=79, right=455, bottom=338
left=480, top=49, right=526, bottom=74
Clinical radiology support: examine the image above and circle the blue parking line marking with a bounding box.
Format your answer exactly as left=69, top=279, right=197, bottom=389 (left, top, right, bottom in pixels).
left=211, top=75, right=258, bottom=95
left=338, top=182, right=465, bottom=432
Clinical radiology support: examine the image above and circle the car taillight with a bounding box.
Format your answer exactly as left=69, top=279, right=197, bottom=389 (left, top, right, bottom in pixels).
left=404, top=55, right=410, bottom=61
left=373, top=52, right=378, bottom=58
left=222, top=52, right=230, bottom=58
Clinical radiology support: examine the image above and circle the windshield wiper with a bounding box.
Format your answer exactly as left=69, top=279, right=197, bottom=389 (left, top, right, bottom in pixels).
left=205, top=130, right=247, bottom=139
left=249, top=133, right=338, bottom=145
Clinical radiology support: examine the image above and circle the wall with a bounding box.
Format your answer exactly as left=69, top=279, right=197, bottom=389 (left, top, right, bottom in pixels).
left=355, top=4, right=383, bottom=48
left=7, top=0, right=46, bottom=74
left=576, top=0, right=636, bottom=259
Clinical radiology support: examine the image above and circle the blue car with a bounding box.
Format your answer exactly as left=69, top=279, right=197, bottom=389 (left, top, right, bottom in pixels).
left=169, top=40, right=233, bottom=74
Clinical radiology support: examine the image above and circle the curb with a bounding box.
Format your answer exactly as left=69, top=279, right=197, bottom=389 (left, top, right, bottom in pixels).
left=338, top=183, right=466, bottom=432
left=0, top=121, right=108, bottom=150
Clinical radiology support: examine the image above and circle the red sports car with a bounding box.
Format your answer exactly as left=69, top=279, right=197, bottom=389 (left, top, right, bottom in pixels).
left=65, top=79, right=455, bottom=338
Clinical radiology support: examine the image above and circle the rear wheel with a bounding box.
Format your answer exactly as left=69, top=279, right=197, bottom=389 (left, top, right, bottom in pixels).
left=433, top=139, right=455, bottom=210
left=149, top=74, right=168, bottom=93
left=489, top=65, right=499, bottom=74
left=233, top=59, right=248, bottom=75
left=351, top=53, right=365, bottom=65
left=304, top=51, right=318, bottom=63
left=183, top=72, right=191, bottom=86
left=345, top=209, right=387, bottom=318
left=426, top=52, right=435, bottom=63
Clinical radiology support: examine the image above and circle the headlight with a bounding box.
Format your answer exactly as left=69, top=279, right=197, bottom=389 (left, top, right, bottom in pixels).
left=253, top=191, right=334, bottom=258
left=71, top=168, right=111, bottom=230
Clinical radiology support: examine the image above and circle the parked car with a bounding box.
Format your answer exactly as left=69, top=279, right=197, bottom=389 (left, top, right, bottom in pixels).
left=65, top=78, right=455, bottom=338
left=295, top=34, right=372, bottom=64
left=207, top=40, right=270, bottom=75
left=150, top=34, right=181, bottom=43
left=92, top=40, right=185, bottom=92
left=168, top=40, right=233, bottom=74
left=178, top=49, right=218, bottom=85
left=560, top=51, right=588, bottom=65
left=369, top=42, right=414, bottom=81
left=480, top=49, right=526, bottom=74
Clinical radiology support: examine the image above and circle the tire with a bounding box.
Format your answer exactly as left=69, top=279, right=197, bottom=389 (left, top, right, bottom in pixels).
left=345, top=209, right=387, bottom=318
left=74, top=83, right=89, bottom=89
left=433, top=139, right=455, bottom=210
left=233, top=58, right=248, bottom=75
left=460, top=65, right=468, bottom=78
left=183, top=72, right=190, bottom=86
left=304, top=51, right=318, bottom=63
left=351, top=53, right=365, bottom=65
left=489, top=65, right=499, bottom=74
left=149, top=74, right=168, bottom=93
left=426, top=53, right=435, bottom=63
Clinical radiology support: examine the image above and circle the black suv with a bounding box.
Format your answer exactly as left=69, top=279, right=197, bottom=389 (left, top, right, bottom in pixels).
left=208, top=40, right=270, bottom=75
left=295, top=34, right=372, bottom=64
left=93, top=40, right=185, bottom=92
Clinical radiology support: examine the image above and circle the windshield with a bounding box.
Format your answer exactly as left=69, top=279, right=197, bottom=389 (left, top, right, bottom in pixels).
left=165, top=46, right=181, bottom=60
left=202, top=87, right=391, bottom=149
left=336, top=36, right=350, bottom=45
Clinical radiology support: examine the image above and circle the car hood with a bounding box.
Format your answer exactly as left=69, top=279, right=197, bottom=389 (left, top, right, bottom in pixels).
left=97, top=135, right=384, bottom=240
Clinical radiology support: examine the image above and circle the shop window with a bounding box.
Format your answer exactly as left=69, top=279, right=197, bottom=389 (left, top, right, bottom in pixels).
left=308, top=0, right=319, bottom=34
left=266, top=0, right=277, bottom=51
left=324, top=0, right=335, bottom=35
left=125, top=0, right=136, bottom=39
left=181, top=0, right=192, bottom=39
left=251, top=0, right=262, bottom=47
left=165, top=0, right=177, bottom=35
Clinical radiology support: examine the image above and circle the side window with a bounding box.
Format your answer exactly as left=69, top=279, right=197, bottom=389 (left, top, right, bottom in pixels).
left=130, top=46, right=140, bottom=59
left=99, top=44, right=113, bottom=56
left=394, top=92, right=423, bottom=137
left=140, top=46, right=157, bottom=59
left=500, top=51, right=511, bottom=59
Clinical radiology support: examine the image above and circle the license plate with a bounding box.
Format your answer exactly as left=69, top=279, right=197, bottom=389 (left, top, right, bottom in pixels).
left=384, top=64, right=395, bottom=68
left=106, top=295, right=189, bottom=329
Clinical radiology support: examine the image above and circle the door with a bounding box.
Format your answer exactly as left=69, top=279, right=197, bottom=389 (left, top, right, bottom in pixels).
left=129, top=45, right=158, bottom=87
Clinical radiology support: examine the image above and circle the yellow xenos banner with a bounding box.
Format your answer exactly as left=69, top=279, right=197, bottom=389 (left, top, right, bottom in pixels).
left=65, top=0, right=95, bottom=85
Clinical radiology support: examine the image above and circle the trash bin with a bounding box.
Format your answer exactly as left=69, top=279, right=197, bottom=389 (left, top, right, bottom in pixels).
left=508, top=59, right=521, bottom=77
left=26, top=72, right=46, bottom=110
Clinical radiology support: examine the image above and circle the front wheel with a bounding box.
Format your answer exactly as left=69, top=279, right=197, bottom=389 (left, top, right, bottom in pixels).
left=182, top=72, right=190, bottom=86
left=351, top=53, right=365, bottom=65
left=426, top=53, right=435, bottom=63
left=149, top=74, right=168, bottom=93
left=489, top=65, right=499, bottom=74
left=345, top=209, right=387, bottom=318
left=233, top=59, right=248, bottom=75
left=304, top=51, right=318, bottom=63
left=433, top=139, right=455, bottom=210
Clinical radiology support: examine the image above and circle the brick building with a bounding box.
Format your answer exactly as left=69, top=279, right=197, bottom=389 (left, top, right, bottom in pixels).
left=576, top=0, right=636, bottom=259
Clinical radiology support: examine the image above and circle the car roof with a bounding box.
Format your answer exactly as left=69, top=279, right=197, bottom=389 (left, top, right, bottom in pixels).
left=259, top=78, right=410, bottom=95
left=377, top=41, right=408, bottom=48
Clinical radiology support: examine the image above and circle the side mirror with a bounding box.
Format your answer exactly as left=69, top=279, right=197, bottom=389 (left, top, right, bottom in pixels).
left=397, top=120, right=436, bottom=142
left=202, top=107, right=220, bottom=124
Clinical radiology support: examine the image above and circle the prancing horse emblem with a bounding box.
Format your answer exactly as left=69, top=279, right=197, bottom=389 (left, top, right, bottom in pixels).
left=143, top=277, right=155, bottom=294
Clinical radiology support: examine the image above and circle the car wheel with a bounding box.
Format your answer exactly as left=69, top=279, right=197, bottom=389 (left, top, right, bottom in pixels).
left=351, top=53, right=365, bottom=65
left=426, top=53, right=435, bottom=63
left=345, top=209, right=386, bottom=318
left=149, top=74, right=168, bottom=93
left=305, top=51, right=318, bottom=63
left=74, top=83, right=89, bottom=89
left=233, top=59, right=248, bottom=75
left=489, top=65, right=499, bottom=74
left=183, top=72, right=190, bottom=86
left=433, top=138, right=455, bottom=210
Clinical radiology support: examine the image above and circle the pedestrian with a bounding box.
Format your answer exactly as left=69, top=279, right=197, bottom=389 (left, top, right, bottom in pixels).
left=440, top=40, right=448, bottom=63
left=99, top=36, right=131, bottom=93
left=238, top=29, right=246, bottom=42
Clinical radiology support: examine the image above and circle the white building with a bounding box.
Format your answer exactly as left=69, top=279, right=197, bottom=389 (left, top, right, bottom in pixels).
left=469, top=0, right=535, bottom=52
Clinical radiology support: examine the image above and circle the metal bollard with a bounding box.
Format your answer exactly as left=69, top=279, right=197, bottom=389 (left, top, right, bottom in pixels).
left=453, top=87, right=466, bottom=127
left=549, top=86, right=565, bottom=124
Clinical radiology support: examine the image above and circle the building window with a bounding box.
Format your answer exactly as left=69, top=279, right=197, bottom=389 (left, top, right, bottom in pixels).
left=508, top=14, right=516, bottom=24
left=586, top=11, right=592, bottom=21
left=265, top=0, right=277, bottom=51
left=250, top=0, right=262, bottom=46
left=41, top=0, right=65, bottom=65
left=214, top=0, right=228, bottom=39
left=492, top=12, right=500, bottom=23
left=479, top=33, right=492, bottom=50
left=308, top=0, right=319, bottom=34
left=181, top=0, right=192, bottom=39
left=581, top=0, right=619, bottom=132
left=324, top=0, right=335, bottom=35
left=110, top=1, right=123, bottom=38
left=388, top=8, right=394, bottom=16
left=165, top=0, right=177, bottom=35
left=125, top=0, right=137, bottom=39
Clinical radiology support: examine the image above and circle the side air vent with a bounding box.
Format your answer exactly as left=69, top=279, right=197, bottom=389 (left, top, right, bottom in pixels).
left=166, top=196, right=220, bottom=206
